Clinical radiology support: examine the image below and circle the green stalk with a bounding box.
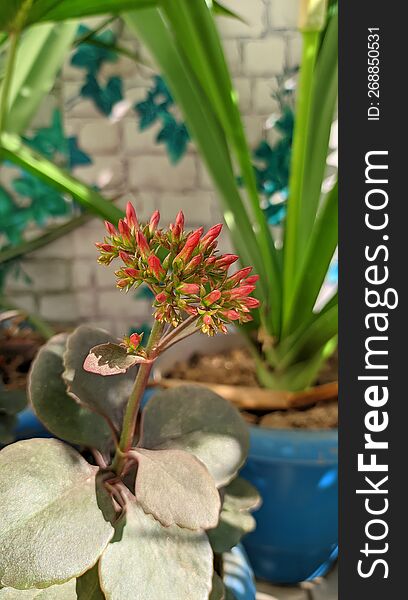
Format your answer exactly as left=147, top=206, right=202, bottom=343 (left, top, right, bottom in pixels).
left=0, top=31, right=19, bottom=134
left=282, top=29, right=320, bottom=321
left=111, top=319, right=165, bottom=474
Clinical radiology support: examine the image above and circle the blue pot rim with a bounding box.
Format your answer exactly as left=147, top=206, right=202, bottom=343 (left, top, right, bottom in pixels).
left=247, top=425, right=338, bottom=464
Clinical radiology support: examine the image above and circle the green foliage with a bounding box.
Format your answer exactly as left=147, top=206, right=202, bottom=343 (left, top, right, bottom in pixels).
left=0, top=379, right=26, bottom=445
left=1, top=319, right=256, bottom=596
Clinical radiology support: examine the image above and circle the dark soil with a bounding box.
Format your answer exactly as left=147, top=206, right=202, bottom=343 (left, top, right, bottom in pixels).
left=165, top=347, right=338, bottom=430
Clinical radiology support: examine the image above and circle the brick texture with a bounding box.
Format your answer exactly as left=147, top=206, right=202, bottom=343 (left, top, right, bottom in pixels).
left=3, top=0, right=302, bottom=334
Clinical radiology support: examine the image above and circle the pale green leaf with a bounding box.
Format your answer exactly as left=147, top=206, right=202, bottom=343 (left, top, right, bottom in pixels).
left=63, top=326, right=135, bottom=430
left=0, top=579, right=77, bottom=599
left=0, top=381, right=26, bottom=415
left=99, top=500, right=213, bottom=600
left=28, top=333, right=112, bottom=452
left=0, top=439, right=115, bottom=589
left=207, top=509, right=256, bottom=554
left=140, top=385, right=249, bottom=487
left=84, top=343, right=148, bottom=376
left=133, top=448, right=220, bottom=529
left=222, top=477, right=261, bottom=513
left=209, top=572, right=225, bottom=600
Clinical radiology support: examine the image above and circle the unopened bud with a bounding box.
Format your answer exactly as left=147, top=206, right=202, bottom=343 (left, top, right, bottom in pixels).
left=215, top=254, right=239, bottom=269
left=148, top=255, right=165, bottom=279
left=105, top=221, right=117, bottom=236
left=203, top=289, right=221, bottom=306
left=228, top=267, right=253, bottom=285
left=118, top=219, right=131, bottom=240
left=136, top=231, right=150, bottom=258
left=149, top=210, right=160, bottom=234
left=125, top=202, right=139, bottom=230
left=124, top=268, right=140, bottom=278
left=229, top=284, right=256, bottom=299
left=119, top=251, right=133, bottom=265
left=178, top=283, right=200, bottom=295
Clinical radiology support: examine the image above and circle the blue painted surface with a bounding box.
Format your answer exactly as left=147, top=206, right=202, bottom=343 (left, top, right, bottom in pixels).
left=241, top=426, right=338, bottom=584
left=14, top=408, right=52, bottom=441
left=224, top=545, right=256, bottom=600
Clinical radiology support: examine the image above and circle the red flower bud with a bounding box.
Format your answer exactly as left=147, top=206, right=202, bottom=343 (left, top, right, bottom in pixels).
left=175, top=210, right=185, bottom=230
left=117, top=279, right=129, bottom=288
left=203, top=289, right=221, bottom=305
left=215, top=254, right=239, bottom=269
left=119, top=250, right=133, bottom=264
left=149, top=210, right=160, bottom=234
left=228, top=267, right=253, bottom=285
left=245, top=274, right=259, bottom=285
left=202, top=223, right=222, bottom=242
left=118, top=219, right=131, bottom=240
left=221, top=309, right=241, bottom=321
left=242, top=297, right=260, bottom=309
left=184, top=305, right=198, bottom=316
left=129, top=333, right=142, bottom=347
left=148, top=255, right=165, bottom=279
left=96, top=243, right=114, bottom=252
left=229, top=284, right=256, bottom=299
left=124, top=268, right=140, bottom=278
left=155, top=291, right=167, bottom=303
left=105, top=221, right=117, bottom=236
left=203, top=314, right=214, bottom=326
left=136, top=231, right=150, bottom=258
left=174, top=228, right=203, bottom=264
left=125, top=202, right=139, bottom=230
left=178, top=283, right=200, bottom=295
left=184, top=253, right=203, bottom=274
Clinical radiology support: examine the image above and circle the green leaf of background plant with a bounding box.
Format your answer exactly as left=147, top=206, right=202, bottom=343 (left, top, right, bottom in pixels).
left=3, top=23, right=77, bottom=134
left=0, top=580, right=77, bottom=599
left=0, top=438, right=114, bottom=589
left=207, top=507, right=256, bottom=554
left=0, top=414, right=17, bottom=445
left=140, top=385, right=249, bottom=487
left=209, top=573, right=225, bottom=600
left=99, top=500, right=213, bottom=600
left=28, top=333, right=112, bottom=451
left=63, top=325, right=135, bottom=431
left=133, top=447, right=221, bottom=529
left=0, top=133, right=123, bottom=224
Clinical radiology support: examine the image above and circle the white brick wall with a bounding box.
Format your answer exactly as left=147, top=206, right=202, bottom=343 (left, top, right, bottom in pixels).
left=4, top=0, right=301, bottom=337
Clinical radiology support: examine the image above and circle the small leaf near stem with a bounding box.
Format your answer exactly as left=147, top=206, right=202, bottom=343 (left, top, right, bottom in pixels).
left=111, top=319, right=165, bottom=475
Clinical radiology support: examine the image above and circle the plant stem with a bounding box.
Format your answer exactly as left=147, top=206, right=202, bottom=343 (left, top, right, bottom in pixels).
left=111, top=319, right=165, bottom=474
left=0, top=32, right=19, bottom=135
left=158, top=314, right=198, bottom=349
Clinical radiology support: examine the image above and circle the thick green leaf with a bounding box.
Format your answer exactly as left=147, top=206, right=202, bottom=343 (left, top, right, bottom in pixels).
left=4, top=23, right=77, bottom=134
left=0, top=381, right=27, bottom=415
left=0, top=414, right=17, bottom=445
left=0, top=0, right=26, bottom=31
left=28, top=333, right=112, bottom=451
left=133, top=448, right=220, bottom=529
left=222, top=477, right=261, bottom=513
left=84, top=342, right=148, bottom=376
left=99, top=500, right=213, bottom=600
left=140, top=385, right=249, bottom=487
left=0, top=438, right=115, bottom=589
left=209, top=572, right=225, bottom=600
left=0, top=580, right=77, bottom=598
left=0, top=133, right=123, bottom=225
left=63, top=326, right=135, bottom=431
left=207, top=508, right=256, bottom=554
left=212, top=1, right=245, bottom=23
left=76, top=563, right=105, bottom=600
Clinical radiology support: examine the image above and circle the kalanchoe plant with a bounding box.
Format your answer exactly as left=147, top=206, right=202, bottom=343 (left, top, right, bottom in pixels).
left=0, top=207, right=260, bottom=600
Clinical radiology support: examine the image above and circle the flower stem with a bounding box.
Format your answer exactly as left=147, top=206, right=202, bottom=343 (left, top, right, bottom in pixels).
left=111, top=319, right=164, bottom=474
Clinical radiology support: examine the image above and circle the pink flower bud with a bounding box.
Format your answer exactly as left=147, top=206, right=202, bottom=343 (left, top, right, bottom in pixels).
left=119, top=251, right=133, bottom=264
left=202, top=223, right=222, bottom=242
left=229, top=284, right=256, bottom=299
left=105, top=221, right=117, bottom=236
left=178, top=283, right=200, bottom=295
left=215, top=254, right=239, bottom=269
left=124, top=268, right=140, bottom=278
left=203, top=289, right=221, bottom=305
left=149, top=210, right=160, bottom=234
left=184, top=253, right=203, bottom=274
left=221, top=309, right=241, bottom=321
left=184, top=305, right=198, bottom=316
left=174, top=228, right=203, bottom=264
left=125, top=202, right=139, bottom=230
left=203, top=314, right=214, bottom=326
left=136, top=231, right=150, bottom=258
left=148, top=255, right=165, bottom=279
left=118, top=219, right=131, bottom=240
left=175, top=210, right=185, bottom=230
left=228, top=267, right=253, bottom=285
left=117, top=279, right=129, bottom=288
left=155, top=291, right=167, bottom=303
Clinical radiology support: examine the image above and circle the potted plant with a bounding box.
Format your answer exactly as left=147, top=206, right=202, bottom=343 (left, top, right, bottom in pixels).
left=0, top=206, right=260, bottom=599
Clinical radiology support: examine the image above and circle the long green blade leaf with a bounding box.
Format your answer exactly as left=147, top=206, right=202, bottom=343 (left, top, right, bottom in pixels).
left=0, top=133, right=123, bottom=223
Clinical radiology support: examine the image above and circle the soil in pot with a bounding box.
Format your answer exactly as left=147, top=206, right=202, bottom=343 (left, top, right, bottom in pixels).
left=164, top=346, right=338, bottom=429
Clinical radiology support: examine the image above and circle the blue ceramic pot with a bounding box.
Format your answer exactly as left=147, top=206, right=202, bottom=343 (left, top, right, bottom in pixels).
left=224, top=545, right=256, bottom=600
left=241, top=426, right=338, bottom=584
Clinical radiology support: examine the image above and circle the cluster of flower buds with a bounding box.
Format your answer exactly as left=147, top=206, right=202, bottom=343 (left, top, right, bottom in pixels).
left=96, top=203, right=260, bottom=336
